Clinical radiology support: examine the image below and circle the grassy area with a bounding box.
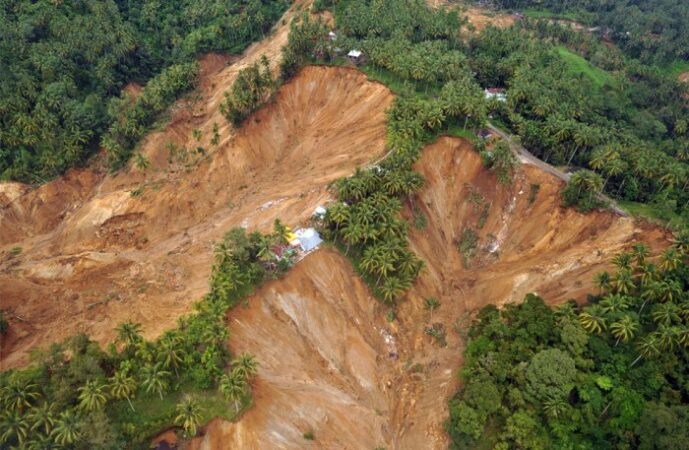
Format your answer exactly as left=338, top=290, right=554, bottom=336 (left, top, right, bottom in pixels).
left=555, top=46, right=616, bottom=89
left=107, top=382, right=251, bottom=447
left=659, top=59, right=689, bottom=78
left=444, top=122, right=480, bottom=142
left=522, top=8, right=584, bottom=23
left=360, top=64, right=441, bottom=99
left=618, top=200, right=688, bottom=231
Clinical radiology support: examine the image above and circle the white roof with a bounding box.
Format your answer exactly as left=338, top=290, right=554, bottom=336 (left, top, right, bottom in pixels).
left=313, top=206, right=327, bottom=217
left=348, top=50, right=362, bottom=58
left=294, top=228, right=323, bottom=252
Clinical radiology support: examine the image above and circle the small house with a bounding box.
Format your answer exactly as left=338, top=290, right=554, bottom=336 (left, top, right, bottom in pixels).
left=328, top=31, right=337, bottom=41
left=294, top=228, right=323, bottom=252
left=484, top=88, right=507, bottom=102
left=347, top=50, right=364, bottom=64
left=478, top=129, right=493, bottom=139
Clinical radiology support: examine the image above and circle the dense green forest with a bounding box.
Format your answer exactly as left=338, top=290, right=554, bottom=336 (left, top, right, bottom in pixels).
left=447, top=234, right=689, bottom=449
left=0, top=0, right=288, bottom=182
left=472, top=20, right=689, bottom=222
left=309, top=0, right=689, bottom=226
left=0, top=223, right=292, bottom=449
left=478, top=0, right=689, bottom=64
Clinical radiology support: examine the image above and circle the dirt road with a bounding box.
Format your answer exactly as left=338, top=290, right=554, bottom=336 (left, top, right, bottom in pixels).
left=487, top=123, right=629, bottom=216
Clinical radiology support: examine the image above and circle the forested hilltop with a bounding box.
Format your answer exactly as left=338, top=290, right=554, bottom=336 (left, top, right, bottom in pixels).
left=477, top=0, right=689, bottom=64
left=448, top=235, right=689, bottom=449
left=0, top=0, right=288, bottom=182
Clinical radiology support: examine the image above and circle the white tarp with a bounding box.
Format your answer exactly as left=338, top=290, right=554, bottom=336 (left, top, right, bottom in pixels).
left=294, top=228, right=323, bottom=252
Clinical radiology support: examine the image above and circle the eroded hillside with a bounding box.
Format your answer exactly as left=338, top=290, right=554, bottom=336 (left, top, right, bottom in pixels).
left=0, top=65, right=393, bottom=369
left=0, top=1, right=671, bottom=446
left=187, top=138, right=667, bottom=450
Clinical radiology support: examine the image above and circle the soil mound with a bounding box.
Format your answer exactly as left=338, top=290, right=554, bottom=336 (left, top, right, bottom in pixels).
left=0, top=65, right=393, bottom=368
left=188, top=137, right=668, bottom=449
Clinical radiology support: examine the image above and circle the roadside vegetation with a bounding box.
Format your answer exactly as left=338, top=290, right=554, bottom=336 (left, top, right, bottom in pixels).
left=0, top=223, right=292, bottom=448
left=0, top=0, right=289, bottom=182
left=482, top=0, right=689, bottom=64
left=448, top=234, right=689, bottom=449
left=468, top=20, right=689, bottom=229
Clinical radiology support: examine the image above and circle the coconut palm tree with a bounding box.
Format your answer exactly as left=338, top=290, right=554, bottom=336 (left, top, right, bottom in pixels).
left=612, top=268, right=635, bottom=295
left=600, top=293, right=630, bottom=315
left=659, top=248, right=682, bottom=272
left=653, top=326, right=678, bottom=351
left=326, top=203, right=350, bottom=231
left=672, top=230, right=689, bottom=255
left=630, top=335, right=659, bottom=367
left=651, top=303, right=681, bottom=327
left=219, top=372, right=246, bottom=413
left=380, top=276, right=406, bottom=303
left=134, top=340, right=156, bottom=364
left=140, top=363, right=171, bottom=400
left=638, top=262, right=659, bottom=287
left=51, top=410, right=81, bottom=446
left=678, top=327, right=689, bottom=348
left=77, top=380, right=108, bottom=412
left=115, top=321, right=143, bottom=349
left=109, top=369, right=137, bottom=412
left=611, top=252, right=633, bottom=270
left=157, top=335, right=185, bottom=377
left=26, top=432, right=57, bottom=450
left=578, top=306, right=607, bottom=334
left=341, top=222, right=363, bottom=253
left=133, top=153, right=150, bottom=172
left=610, top=315, right=639, bottom=345
left=0, top=376, right=40, bottom=413
left=0, top=410, right=29, bottom=447
left=232, top=353, right=258, bottom=380
left=28, top=402, right=56, bottom=434
left=174, top=396, right=203, bottom=437
left=593, top=271, right=612, bottom=295
left=657, top=280, right=682, bottom=303
left=631, top=243, right=650, bottom=267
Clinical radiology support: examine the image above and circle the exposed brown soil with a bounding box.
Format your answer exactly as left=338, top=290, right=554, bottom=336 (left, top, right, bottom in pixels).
left=679, top=71, right=689, bottom=83
left=0, top=0, right=670, bottom=447
left=187, top=137, right=668, bottom=449
left=426, top=0, right=515, bottom=32
left=0, top=62, right=393, bottom=368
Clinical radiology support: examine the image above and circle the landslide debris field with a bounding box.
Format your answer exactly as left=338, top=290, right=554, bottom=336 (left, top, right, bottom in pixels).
left=0, top=8, right=669, bottom=450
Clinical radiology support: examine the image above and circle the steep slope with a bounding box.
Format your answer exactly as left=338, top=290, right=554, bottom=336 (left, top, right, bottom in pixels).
left=188, top=137, right=668, bottom=449
left=0, top=65, right=393, bottom=368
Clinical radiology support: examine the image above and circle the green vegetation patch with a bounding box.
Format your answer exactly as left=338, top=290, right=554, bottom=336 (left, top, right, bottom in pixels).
left=448, top=237, right=689, bottom=449
left=555, top=46, right=616, bottom=89
left=0, top=222, right=291, bottom=449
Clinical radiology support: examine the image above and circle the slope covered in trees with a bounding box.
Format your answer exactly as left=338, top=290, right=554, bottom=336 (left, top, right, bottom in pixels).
left=478, top=0, right=689, bottom=64
left=0, top=225, right=289, bottom=448
left=0, top=0, right=288, bottom=182
left=448, top=234, right=689, bottom=449
left=466, top=19, right=689, bottom=224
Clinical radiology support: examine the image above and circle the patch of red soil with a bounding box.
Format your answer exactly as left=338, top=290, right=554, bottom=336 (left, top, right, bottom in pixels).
left=186, top=137, right=668, bottom=450
left=0, top=64, right=393, bottom=369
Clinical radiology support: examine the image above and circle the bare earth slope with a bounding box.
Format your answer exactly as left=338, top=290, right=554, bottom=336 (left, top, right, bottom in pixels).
left=189, top=137, right=668, bottom=449
left=0, top=65, right=393, bottom=368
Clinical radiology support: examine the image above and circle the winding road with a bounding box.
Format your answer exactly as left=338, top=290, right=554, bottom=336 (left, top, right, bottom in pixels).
left=487, top=123, right=628, bottom=217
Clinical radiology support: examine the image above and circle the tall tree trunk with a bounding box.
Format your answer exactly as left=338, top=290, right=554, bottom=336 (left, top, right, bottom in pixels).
left=630, top=353, right=643, bottom=367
